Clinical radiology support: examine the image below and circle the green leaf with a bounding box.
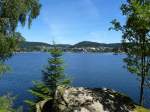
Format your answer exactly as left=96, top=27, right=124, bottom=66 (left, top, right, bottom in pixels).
left=24, top=100, right=36, bottom=107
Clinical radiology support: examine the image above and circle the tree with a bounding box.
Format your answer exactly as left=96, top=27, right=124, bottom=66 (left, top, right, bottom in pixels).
left=0, top=95, right=22, bottom=112
left=0, top=0, right=41, bottom=34
left=0, top=0, right=41, bottom=73
left=43, top=45, right=70, bottom=97
left=0, top=0, right=41, bottom=110
left=110, top=0, right=150, bottom=106
left=26, top=45, right=70, bottom=111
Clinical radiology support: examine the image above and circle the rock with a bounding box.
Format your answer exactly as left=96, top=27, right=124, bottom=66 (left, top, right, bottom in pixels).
left=53, top=86, right=135, bottom=112
left=36, top=100, right=48, bottom=112
left=36, top=86, right=149, bottom=112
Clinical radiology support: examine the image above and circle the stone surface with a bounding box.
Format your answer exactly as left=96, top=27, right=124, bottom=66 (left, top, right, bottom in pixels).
left=53, top=86, right=135, bottom=112
left=36, top=86, right=140, bottom=112
left=36, top=99, right=50, bottom=112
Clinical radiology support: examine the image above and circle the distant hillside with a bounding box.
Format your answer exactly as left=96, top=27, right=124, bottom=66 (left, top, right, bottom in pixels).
left=18, top=42, right=51, bottom=52
left=18, top=41, right=122, bottom=52
left=20, top=42, right=72, bottom=48
left=20, top=41, right=51, bottom=48
left=20, top=41, right=121, bottom=49
left=73, top=41, right=121, bottom=48
left=55, top=44, right=72, bottom=48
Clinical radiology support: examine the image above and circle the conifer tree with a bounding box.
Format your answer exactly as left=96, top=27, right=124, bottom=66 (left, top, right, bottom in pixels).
left=26, top=45, right=70, bottom=111
left=43, top=45, right=70, bottom=97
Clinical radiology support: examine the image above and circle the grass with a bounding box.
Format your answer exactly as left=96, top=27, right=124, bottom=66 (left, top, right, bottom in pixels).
left=134, top=106, right=150, bottom=112
left=0, top=109, right=8, bottom=112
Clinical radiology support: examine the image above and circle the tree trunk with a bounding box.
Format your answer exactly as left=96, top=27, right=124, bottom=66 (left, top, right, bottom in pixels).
left=139, top=76, right=145, bottom=106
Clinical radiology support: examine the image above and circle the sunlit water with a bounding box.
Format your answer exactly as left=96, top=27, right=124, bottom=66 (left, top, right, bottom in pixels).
left=0, top=52, right=149, bottom=111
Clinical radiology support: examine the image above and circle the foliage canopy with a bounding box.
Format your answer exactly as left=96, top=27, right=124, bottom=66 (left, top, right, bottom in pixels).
left=110, top=0, right=150, bottom=105
left=0, top=0, right=41, bottom=73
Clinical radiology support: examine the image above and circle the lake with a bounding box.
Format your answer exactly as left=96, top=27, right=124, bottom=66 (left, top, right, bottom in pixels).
left=0, top=52, right=149, bottom=111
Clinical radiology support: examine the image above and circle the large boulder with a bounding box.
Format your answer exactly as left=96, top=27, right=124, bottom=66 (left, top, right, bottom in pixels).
left=54, top=87, right=135, bottom=112
left=36, top=86, right=150, bottom=112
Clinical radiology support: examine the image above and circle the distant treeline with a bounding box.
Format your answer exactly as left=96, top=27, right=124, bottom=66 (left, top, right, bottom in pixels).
left=72, top=41, right=121, bottom=48
left=18, top=41, right=122, bottom=52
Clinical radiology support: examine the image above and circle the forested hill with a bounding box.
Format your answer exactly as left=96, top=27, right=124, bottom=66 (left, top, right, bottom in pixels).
left=19, top=41, right=122, bottom=52
left=20, top=41, right=121, bottom=48
left=19, top=42, right=51, bottom=51
left=20, top=41, right=51, bottom=48
left=72, top=41, right=121, bottom=48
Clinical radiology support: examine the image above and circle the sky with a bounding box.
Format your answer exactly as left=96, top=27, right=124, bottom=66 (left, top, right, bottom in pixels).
left=17, top=0, right=126, bottom=45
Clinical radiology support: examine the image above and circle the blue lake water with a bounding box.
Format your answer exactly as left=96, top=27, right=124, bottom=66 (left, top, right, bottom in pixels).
left=0, top=52, right=149, bottom=111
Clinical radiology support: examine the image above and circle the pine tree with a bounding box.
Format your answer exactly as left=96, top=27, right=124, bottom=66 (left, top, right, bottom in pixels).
left=43, top=45, right=70, bottom=98
left=26, top=45, right=70, bottom=111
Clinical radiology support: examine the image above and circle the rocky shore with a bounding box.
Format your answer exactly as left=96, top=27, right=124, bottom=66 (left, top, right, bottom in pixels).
left=36, top=86, right=149, bottom=112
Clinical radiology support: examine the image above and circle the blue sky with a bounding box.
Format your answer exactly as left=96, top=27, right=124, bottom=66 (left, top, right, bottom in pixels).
left=17, top=0, right=125, bottom=45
